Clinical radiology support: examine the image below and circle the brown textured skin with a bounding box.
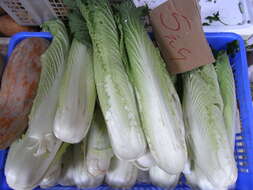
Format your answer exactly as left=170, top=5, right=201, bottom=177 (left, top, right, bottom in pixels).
left=0, top=54, right=4, bottom=81
left=0, top=38, right=50, bottom=149
left=0, top=15, right=38, bottom=37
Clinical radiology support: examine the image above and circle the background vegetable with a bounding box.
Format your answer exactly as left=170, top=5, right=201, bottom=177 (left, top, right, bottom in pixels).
left=0, top=15, right=38, bottom=37
left=0, top=38, right=49, bottom=149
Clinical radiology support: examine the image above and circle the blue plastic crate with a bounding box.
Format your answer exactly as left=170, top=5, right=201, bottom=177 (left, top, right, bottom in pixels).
left=1, top=32, right=253, bottom=190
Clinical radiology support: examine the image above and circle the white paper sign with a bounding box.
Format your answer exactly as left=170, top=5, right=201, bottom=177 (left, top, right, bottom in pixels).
left=132, top=0, right=168, bottom=9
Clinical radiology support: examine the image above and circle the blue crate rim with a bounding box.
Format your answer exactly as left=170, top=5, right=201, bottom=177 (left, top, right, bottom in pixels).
left=7, top=32, right=53, bottom=58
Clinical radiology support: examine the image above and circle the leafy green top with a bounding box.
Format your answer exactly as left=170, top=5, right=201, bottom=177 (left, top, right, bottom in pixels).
left=64, top=0, right=91, bottom=46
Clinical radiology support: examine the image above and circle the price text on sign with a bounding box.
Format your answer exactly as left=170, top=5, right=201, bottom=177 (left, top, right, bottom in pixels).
left=160, top=5, right=192, bottom=61
left=150, top=0, right=214, bottom=74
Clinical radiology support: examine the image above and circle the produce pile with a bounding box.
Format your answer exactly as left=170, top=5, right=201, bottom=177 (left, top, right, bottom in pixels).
left=0, top=0, right=239, bottom=190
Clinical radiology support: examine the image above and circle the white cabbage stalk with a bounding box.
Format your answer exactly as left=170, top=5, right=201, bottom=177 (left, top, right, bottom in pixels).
left=58, top=145, right=75, bottom=187
left=182, top=64, right=237, bottom=188
left=40, top=159, right=61, bottom=188
left=118, top=2, right=187, bottom=174
left=87, top=105, right=113, bottom=176
left=39, top=144, right=69, bottom=189
left=184, top=162, right=217, bottom=190
left=54, top=38, right=96, bottom=143
left=78, top=0, right=146, bottom=161
left=134, top=151, right=156, bottom=171
left=105, top=157, right=138, bottom=189
left=72, top=141, right=104, bottom=188
left=5, top=136, right=61, bottom=190
left=215, top=51, right=237, bottom=150
left=40, top=161, right=61, bottom=189
left=149, top=166, right=180, bottom=189
left=5, top=20, right=69, bottom=190
left=184, top=161, right=229, bottom=190
left=137, top=170, right=150, bottom=184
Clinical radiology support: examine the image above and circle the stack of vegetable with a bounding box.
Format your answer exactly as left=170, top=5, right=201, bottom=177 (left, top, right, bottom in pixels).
left=0, top=0, right=239, bottom=189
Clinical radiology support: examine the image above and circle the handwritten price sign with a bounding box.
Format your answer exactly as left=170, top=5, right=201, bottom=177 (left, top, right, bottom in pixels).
left=150, top=0, right=214, bottom=74
left=161, top=7, right=192, bottom=61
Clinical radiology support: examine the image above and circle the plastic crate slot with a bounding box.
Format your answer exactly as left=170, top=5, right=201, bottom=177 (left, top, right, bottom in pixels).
left=235, top=153, right=248, bottom=158
left=235, top=133, right=247, bottom=161
left=239, top=168, right=249, bottom=173
left=2, top=0, right=35, bottom=25
left=238, top=163, right=249, bottom=168
left=237, top=155, right=247, bottom=160
left=236, top=135, right=243, bottom=140
left=48, top=0, right=68, bottom=20
left=237, top=148, right=246, bottom=153
left=236, top=142, right=244, bottom=147
left=238, top=161, right=248, bottom=166
left=235, top=141, right=244, bottom=146
left=235, top=154, right=248, bottom=163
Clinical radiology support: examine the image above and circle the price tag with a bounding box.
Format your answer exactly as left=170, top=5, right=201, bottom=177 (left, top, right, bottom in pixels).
left=149, top=0, right=215, bottom=74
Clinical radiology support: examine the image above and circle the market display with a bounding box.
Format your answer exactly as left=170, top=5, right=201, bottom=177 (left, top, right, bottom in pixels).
left=0, top=0, right=243, bottom=190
